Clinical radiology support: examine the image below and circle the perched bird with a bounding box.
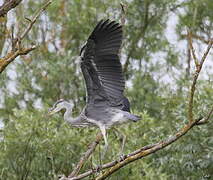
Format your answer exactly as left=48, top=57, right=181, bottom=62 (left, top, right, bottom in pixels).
left=48, top=19, right=141, bottom=154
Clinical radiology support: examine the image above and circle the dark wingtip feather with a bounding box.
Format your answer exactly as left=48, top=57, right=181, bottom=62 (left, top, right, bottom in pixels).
left=100, top=19, right=110, bottom=30
left=89, top=19, right=122, bottom=42
left=89, top=19, right=104, bottom=39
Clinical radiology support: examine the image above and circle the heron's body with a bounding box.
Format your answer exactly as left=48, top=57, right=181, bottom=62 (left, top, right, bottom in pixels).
left=49, top=19, right=141, bottom=153
left=63, top=103, right=139, bottom=128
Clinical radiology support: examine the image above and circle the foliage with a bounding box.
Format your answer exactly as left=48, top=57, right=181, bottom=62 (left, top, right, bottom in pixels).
left=0, top=0, right=212, bottom=179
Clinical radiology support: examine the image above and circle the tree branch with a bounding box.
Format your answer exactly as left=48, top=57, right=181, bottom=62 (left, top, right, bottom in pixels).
left=187, top=30, right=199, bottom=68
left=181, top=33, right=213, bottom=45
left=188, top=38, right=213, bottom=122
left=120, top=2, right=127, bottom=26
left=0, top=0, right=52, bottom=74
left=64, top=143, right=157, bottom=180
left=196, top=106, right=213, bottom=125
left=20, top=0, right=52, bottom=41
left=0, top=15, right=7, bottom=54
left=68, top=133, right=103, bottom=178
left=0, top=45, right=36, bottom=72
left=0, top=0, right=22, bottom=17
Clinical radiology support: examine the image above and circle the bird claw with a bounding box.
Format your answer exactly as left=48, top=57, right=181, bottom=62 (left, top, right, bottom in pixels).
left=92, top=165, right=101, bottom=173
left=119, top=154, right=127, bottom=162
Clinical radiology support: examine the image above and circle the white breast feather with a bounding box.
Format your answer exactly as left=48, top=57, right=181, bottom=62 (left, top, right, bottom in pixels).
left=112, top=112, right=124, bottom=123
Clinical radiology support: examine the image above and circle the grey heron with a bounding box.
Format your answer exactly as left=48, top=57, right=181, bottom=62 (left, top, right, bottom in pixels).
left=48, top=19, right=141, bottom=154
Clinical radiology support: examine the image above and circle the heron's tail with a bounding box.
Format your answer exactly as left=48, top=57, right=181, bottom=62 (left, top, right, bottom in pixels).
left=123, top=111, right=141, bottom=122
left=131, top=114, right=141, bottom=122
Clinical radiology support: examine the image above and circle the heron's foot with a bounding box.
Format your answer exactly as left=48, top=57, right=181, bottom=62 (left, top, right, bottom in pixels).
left=119, top=153, right=127, bottom=162
left=92, top=165, right=102, bottom=173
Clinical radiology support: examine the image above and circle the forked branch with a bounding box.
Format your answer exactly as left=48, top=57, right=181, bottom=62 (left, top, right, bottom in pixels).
left=0, top=0, right=52, bottom=74
left=187, top=37, right=213, bottom=122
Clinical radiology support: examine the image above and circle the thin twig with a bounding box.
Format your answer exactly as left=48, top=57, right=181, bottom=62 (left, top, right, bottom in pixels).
left=120, top=2, right=127, bottom=26
left=196, top=106, right=213, bottom=125
left=186, top=39, right=191, bottom=77
left=20, top=0, right=52, bottom=41
left=187, top=30, right=199, bottom=68
left=188, top=39, right=213, bottom=122
left=199, top=39, right=213, bottom=67
left=181, top=33, right=212, bottom=44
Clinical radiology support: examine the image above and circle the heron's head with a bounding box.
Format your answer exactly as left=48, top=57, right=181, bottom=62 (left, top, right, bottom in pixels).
left=48, top=99, right=70, bottom=115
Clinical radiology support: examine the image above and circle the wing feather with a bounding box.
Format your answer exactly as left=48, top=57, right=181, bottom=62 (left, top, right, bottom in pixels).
left=81, top=19, right=125, bottom=107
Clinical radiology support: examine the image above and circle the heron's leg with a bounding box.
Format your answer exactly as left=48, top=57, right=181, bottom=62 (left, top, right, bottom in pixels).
left=113, top=128, right=126, bottom=157
left=99, top=125, right=108, bottom=160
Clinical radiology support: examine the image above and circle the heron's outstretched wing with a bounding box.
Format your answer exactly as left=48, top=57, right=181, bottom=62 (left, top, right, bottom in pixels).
left=80, top=57, right=108, bottom=106
left=81, top=19, right=125, bottom=107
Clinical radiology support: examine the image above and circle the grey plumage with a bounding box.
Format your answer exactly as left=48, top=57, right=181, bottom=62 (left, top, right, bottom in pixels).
left=49, top=19, right=141, bottom=155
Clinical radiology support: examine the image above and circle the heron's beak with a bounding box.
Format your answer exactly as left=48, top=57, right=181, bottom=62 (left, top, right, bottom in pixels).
left=47, top=108, right=57, bottom=116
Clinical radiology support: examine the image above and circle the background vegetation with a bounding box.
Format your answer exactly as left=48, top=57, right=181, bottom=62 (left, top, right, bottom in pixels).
left=0, top=0, right=212, bottom=179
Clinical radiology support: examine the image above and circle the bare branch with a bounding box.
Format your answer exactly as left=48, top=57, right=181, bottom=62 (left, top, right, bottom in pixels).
left=185, top=40, right=191, bottom=77
left=19, top=0, right=52, bottom=41
left=0, top=0, right=22, bottom=17
left=68, top=133, right=102, bottom=178
left=0, top=16, right=7, bottom=54
left=188, top=39, right=213, bottom=122
left=199, top=39, right=213, bottom=67
left=181, top=33, right=212, bottom=44
left=0, top=45, right=36, bottom=73
left=120, top=2, right=127, bottom=26
left=187, top=30, right=199, bottom=68
left=0, top=0, right=52, bottom=73
left=196, top=106, right=213, bottom=125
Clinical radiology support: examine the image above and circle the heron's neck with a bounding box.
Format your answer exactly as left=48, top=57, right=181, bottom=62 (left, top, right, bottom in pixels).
left=63, top=102, right=80, bottom=124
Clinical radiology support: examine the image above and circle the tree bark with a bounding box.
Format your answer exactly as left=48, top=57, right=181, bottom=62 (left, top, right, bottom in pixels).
left=0, top=0, right=22, bottom=17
